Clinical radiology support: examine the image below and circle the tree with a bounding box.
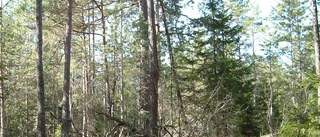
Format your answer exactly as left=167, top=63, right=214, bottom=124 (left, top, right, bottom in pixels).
left=61, top=0, right=73, bottom=136
left=177, top=1, right=259, bottom=136
left=99, top=0, right=110, bottom=135
left=138, top=0, right=159, bottom=135
left=147, top=0, right=159, bottom=136
left=138, top=0, right=150, bottom=134
left=3, top=0, right=320, bottom=136
left=312, top=0, right=320, bottom=116
left=36, top=0, right=46, bottom=136
left=159, top=0, right=185, bottom=136
left=0, top=0, right=4, bottom=136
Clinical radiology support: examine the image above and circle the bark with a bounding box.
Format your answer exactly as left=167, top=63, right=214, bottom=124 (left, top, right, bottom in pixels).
left=85, top=2, right=93, bottom=136
left=147, top=0, right=159, bottom=136
left=138, top=0, right=150, bottom=134
left=81, top=7, right=87, bottom=137
left=36, top=0, right=46, bottom=136
left=311, top=0, right=320, bottom=115
left=62, top=0, right=73, bottom=136
left=0, top=1, right=4, bottom=136
left=91, top=1, right=95, bottom=94
left=139, top=0, right=159, bottom=135
left=26, top=95, right=30, bottom=136
left=119, top=0, right=125, bottom=123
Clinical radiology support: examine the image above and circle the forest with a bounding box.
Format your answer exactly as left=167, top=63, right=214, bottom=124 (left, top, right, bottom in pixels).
left=0, top=0, right=320, bottom=136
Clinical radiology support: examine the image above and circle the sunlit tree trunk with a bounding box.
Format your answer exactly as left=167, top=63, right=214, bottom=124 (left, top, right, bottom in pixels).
left=91, top=1, right=95, bottom=95
left=36, top=0, right=46, bottom=136
left=311, top=0, right=320, bottom=117
left=25, top=94, right=29, bottom=136
left=86, top=2, right=95, bottom=135
left=54, top=82, right=59, bottom=136
left=81, top=7, right=88, bottom=137
left=0, top=0, right=4, bottom=136
left=62, top=0, right=73, bottom=136
left=119, top=0, right=125, bottom=135
left=82, top=63, right=87, bottom=137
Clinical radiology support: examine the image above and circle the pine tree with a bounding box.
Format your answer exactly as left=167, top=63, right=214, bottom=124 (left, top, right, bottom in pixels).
left=36, top=0, right=46, bottom=136
left=61, top=0, right=73, bottom=136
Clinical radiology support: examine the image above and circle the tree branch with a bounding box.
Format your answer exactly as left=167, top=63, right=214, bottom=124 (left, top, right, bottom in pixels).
left=94, top=110, right=142, bottom=134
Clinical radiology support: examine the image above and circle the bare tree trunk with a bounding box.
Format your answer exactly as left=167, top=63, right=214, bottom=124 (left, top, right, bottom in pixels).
left=81, top=8, right=87, bottom=137
left=311, top=0, right=320, bottom=116
left=36, top=0, right=46, bottom=136
left=91, top=1, right=95, bottom=94
left=119, top=0, right=125, bottom=135
left=86, top=4, right=91, bottom=136
left=139, top=0, right=150, bottom=135
left=69, top=80, right=74, bottom=135
left=25, top=94, right=29, bottom=136
left=55, top=83, right=59, bottom=137
left=112, top=17, right=117, bottom=122
left=0, top=0, right=4, bottom=136
left=147, top=0, right=159, bottom=136
left=62, top=0, right=73, bottom=136
left=82, top=64, right=87, bottom=137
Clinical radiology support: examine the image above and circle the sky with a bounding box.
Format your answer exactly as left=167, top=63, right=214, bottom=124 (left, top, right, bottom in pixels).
left=255, top=0, right=278, bottom=17
left=181, top=0, right=278, bottom=18
left=1, top=0, right=278, bottom=19
left=2, top=0, right=9, bottom=7
left=2, top=0, right=278, bottom=55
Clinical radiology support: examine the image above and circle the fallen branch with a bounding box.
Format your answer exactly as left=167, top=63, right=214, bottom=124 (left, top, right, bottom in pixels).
left=94, top=110, right=143, bottom=135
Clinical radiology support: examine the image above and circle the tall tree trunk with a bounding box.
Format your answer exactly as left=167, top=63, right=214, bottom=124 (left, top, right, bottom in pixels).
left=119, top=0, right=126, bottom=133
left=36, top=0, right=46, bottom=136
left=54, top=83, right=59, bottom=137
left=147, top=0, right=159, bottom=136
left=82, top=64, right=87, bottom=137
left=86, top=4, right=91, bottom=136
left=62, top=0, right=73, bottom=136
left=25, top=94, right=29, bottom=136
left=311, top=0, right=320, bottom=116
left=0, top=0, right=4, bottom=136
left=139, top=0, right=150, bottom=134
left=112, top=16, right=117, bottom=121
left=81, top=8, right=87, bottom=137
left=91, top=1, right=95, bottom=94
